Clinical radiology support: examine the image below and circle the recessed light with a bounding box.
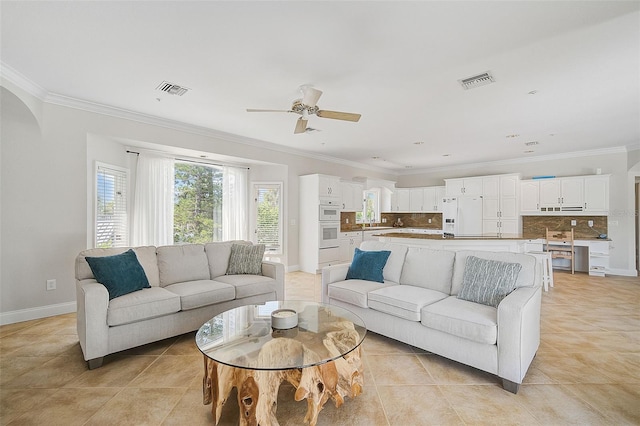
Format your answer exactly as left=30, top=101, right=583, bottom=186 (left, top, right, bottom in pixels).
left=372, top=156, right=380, bottom=160
left=524, top=150, right=535, bottom=153
left=442, top=154, right=451, bottom=157
left=506, top=134, right=520, bottom=138
left=199, top=155, right=207, bottom=158
left=524, top=141, right=539, bottom=146
left=405, top=165, right=413, bottom=168
left=413, top=141, right=424, bottom=145
left=528, top=90, right=538, bottom=95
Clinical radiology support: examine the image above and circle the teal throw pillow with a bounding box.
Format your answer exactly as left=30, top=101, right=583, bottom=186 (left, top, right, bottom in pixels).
left=226, top=243, right=265, bottom=275
left=346, top=248, right=391, bottom=283
left=85, top=249, right=150, bottom=300
left=457, top=256, right=522, bottom=308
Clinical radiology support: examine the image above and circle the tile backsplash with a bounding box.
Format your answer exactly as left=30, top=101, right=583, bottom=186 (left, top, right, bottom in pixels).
left=340, top=212, right=442, bottom=231
left=522, top=216, right=608, bottom=239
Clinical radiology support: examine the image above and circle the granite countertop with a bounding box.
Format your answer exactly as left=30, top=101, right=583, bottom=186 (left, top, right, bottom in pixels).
left=374, top=232, right=611, bottom=241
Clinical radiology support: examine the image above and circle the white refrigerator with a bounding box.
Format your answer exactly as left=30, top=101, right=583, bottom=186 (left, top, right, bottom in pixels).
left=442, top=196, right=483, bottom=236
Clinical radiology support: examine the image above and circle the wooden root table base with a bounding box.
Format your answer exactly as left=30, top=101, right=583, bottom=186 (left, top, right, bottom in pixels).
left=202, top=338, right=364, bottom=426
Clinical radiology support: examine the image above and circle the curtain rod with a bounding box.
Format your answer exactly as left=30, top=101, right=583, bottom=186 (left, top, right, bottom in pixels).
left=126, top=150, right=250, bottom=170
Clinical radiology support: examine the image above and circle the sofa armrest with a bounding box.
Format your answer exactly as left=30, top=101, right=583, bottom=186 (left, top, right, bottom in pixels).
left=497, top=285, right=542, bottom=384
left=321, top=263, right=350, bottom=303
left=261, top=261, right=285, bottom=300
left=76, top=279, right=110, bottom=362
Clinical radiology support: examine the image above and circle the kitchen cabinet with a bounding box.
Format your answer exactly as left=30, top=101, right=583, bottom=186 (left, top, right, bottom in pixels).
left=520, top=180, right=540, bottom=213
left=482, top=174, right=520, bottom=234
left=339, top=231, right=363, bottom=262
left=445, top=177, right=483, bottom=196
left=318, top=175, right=341, bottom=199
left=422, top=186, right=446, bottom=212
left=583, top=175, right=609, bottom=213
left=409, top=188, right=424, bottom=212
left=390, top=188, right=411, bottom=211
left=538, top=179, right=561, bottom=210
left=560, top=177, right=584, bottom=208
left=340, top=181, right=364, bottom=211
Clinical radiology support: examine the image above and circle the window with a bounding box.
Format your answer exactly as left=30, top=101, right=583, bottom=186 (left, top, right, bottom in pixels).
left=95, top=163, right=128, bottom=248
left=174, top=162, right=223, bottom=244
left=253, top=183, right=282, bottom=254
left=358, top=189, right=380, bottom=224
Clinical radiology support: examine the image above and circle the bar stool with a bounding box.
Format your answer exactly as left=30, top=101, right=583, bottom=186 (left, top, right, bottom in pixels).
left=525, top=251, right=554, bottom=292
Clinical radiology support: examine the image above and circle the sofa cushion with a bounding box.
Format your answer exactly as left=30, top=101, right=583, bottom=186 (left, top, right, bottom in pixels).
left=368, top=285, right=449, bottom=321
left=399, top=248, right=456, bottom=294
left=213, top=274, right=276, bottom=299
left=163, top=280, right=235, bottom=311
left=85, top=249, right=151, bottom=300
left=451, top=250, right=537, bottom=295
left=359, top=241, right=408, bottom=283
left=205, top=241, right=246, bottom=278
left=227, top=243, right=265, bottom=275
left=328, top=280, right=398, bottom=308
left=346, top=248, right=391, bottom=283
left=457, top=256, right=522, bottom=308
left=421, top=296, right=498, bottom=345
left=157, top=244, right=210, bottom=286
left=76, top=246, right=160, bottom=287
left=107, top=287, right=181, bottom=326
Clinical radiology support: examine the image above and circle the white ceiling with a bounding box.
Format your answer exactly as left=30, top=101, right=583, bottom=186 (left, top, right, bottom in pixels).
left=2, top=1, right=639, bottom=173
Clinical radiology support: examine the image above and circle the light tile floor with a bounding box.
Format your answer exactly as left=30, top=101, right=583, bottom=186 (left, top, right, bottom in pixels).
left=1, top=271, right=639, bottom=425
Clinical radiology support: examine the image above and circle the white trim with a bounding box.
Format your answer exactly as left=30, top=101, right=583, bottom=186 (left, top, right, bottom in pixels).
left=0, top=62, right=48, bottom=100
left=607, top=268, right=638, bottom=277
left=0, top=302, right=77, bottom=326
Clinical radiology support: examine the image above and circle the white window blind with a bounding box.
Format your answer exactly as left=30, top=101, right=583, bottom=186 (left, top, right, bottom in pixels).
left=254, top=183, right=282, bottom=254
left=96, top=163, right=129, bottom=248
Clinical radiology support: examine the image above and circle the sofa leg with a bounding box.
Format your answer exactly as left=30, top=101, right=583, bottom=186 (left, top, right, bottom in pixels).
left=87, top=357, right=104, bottom=370
left=502, top=379, right=520, bottom=394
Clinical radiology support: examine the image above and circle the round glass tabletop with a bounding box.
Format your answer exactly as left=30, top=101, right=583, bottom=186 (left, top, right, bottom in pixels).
left=195, top=301, right=367, bottom=370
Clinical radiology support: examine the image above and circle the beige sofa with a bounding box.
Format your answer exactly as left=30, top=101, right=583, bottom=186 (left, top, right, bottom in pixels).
left=322, top=241, right=541, bottom=393
left=75, top=241, right=284, bottom=369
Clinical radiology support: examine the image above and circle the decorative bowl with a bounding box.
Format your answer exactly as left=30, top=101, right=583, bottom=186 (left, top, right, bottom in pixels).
left=271, top=309, right=298, bottom=329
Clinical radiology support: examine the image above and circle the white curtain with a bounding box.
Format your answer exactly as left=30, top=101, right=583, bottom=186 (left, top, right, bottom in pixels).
left=131, top=152, right=175, bottom=246
left=222, top=166, right=248, bottom=241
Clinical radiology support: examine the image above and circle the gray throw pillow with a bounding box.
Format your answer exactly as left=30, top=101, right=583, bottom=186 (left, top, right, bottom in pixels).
left=457, top=256, right=522, bottom=308
left=226, top=243, right=265, bottom=275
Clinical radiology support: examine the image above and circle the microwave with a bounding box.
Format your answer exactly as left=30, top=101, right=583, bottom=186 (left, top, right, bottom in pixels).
left=319, top=204, right=340, bottom=221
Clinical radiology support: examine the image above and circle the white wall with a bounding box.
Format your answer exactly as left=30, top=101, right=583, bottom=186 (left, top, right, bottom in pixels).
left=0, top=84, right=395, bottom=323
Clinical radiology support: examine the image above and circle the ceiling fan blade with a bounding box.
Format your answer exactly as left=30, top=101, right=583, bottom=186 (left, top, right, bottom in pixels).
left=317, top=110, right=361, bottom=122
left=302, top=87, right=323, bottom=107
left=246, top=108, right=292, bottom=113
left=294, top=118, right=308, bottom=134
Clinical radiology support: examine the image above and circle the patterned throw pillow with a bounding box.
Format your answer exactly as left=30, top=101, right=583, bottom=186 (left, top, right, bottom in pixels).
left=346, top=248, right=392, bottom=283
left=85, top=249, right=150, bottom=300
left=457, top=256, right=522, bottom=308
left=226, top=243, right=265, bottom=275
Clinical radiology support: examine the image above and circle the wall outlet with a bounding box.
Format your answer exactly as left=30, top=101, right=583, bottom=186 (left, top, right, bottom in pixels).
left=571, top=220, right=577, bottom=226
left=588, top=220, right=594, bottom=227
left=428, top=218, right=432, bottom=223
left=346, top=218, right=349, bottom=224
left=46, top=279, right=56, bottom=291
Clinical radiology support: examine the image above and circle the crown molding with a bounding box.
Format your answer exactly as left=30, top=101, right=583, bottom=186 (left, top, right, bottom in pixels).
left=398, top=146, right=630, bottom=176
left=0, top=62, right=48, bottom=100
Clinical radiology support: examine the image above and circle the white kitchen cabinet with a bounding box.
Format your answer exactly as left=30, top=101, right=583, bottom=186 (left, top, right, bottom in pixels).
left=340, top=181, right=364, bottom=211
left=482, top=174, right=520, bottom=234
left=422, top=186, right=445, bottom=212
left=445, top=177, right=483, bottom=196
left=339, top=231, right=363, bottom=262
left=583, top=175, right=609, bottom=213
left=434, top=186, right=446, bottom=212
left=560, top=177, right=584, bottom=208
left=390, top=188, right=411, bottom=211
left=409, top=188, right=424, bottom=212
left=539, top=179, right=561, bottom=210
left=318, top=175, right=341, bottom=199
left=520, top=180, right=540, bottom=213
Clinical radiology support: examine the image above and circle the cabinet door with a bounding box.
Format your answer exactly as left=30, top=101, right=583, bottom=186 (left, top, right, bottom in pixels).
left=520, top=181, right=539, bottom=212
left=434, top=186, right=446, bottom=212
left=463, top=178, right=483, bottom=196
left=339, top=238, right=351, bottom=262
left=409, top=188, right=425, bottom=212
left=539, top=180, right=561, bottom=207
left=482, top=177, right=499, bottom=198
left=340, top=182, right=353, bottom=210
left=500, top=197, right=519, bottom=220
left=445, top=179, right=464, bottom=196
left=584, top=176, right=609, bottom=212
left=500, top=175, right=519, bottom=198
left=483, top=197, right=500, bottom=220
left=319, top=175, right=340, bottom=197
left=396, top=189, right=411, bottom=211
left=560, top=177, right=583, bottom=207
left=483, top=220, right=499, bottom=234
left=500, top=220, right=519, bottom=234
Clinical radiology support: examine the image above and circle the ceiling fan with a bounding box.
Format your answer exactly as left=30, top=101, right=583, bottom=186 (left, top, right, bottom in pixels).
left=247, top=86, right=361, bottom=134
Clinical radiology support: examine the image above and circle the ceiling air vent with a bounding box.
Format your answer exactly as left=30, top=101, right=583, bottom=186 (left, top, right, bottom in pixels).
left=156, top=81, right=190, bottom=96
left=458, top=71, right=495, bottom=90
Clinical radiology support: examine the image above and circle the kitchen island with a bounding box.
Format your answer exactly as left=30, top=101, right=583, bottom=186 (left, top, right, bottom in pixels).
left=372, top=231, right=610, bottom=276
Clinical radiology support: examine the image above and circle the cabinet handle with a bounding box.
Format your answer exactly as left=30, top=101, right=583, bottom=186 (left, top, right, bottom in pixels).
left=584, top=203, right=587, bottom=209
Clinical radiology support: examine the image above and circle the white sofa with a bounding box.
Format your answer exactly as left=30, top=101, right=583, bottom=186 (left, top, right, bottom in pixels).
left=75, top=241, right=284, bottom=369
left=321, top=241, right=541, bottom=393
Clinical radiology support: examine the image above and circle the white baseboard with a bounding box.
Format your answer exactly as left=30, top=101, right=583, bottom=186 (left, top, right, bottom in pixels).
left=607, top=268, right=638, bottom=277
left=285, top=265, right=300, bottom=273
left=0, top=301, right=77, bottom=326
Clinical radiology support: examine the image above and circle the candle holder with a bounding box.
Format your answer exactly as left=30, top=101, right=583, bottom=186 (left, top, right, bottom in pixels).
left=271, top=309, right=298, bottom=329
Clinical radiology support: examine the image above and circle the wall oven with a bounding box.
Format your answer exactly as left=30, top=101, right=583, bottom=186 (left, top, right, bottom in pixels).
left=319, top=204, right=340, bottom=222
left=319, top=222, right=340, bottom=248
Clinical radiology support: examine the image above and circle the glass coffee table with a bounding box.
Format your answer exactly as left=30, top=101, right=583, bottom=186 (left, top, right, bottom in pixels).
left=196, top=301, right=367, bottom=426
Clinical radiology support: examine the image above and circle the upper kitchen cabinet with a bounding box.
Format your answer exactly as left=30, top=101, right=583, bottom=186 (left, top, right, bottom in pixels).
left=409, top=188, right=425, bottom=212
left=423, top=186, right=446, bottom=212
left=520, top=180, right=540, bottom=213
left=390, top=188, right=411, bottom=212
left=340, top=181, right=364, bottom=212
left=482, top=174, right=520, bottom=234
left=318, top=175, right=341, bottom=202
left=445, top=177, right=483, bottom=196
left=583, top=175, right=610, bottom=213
